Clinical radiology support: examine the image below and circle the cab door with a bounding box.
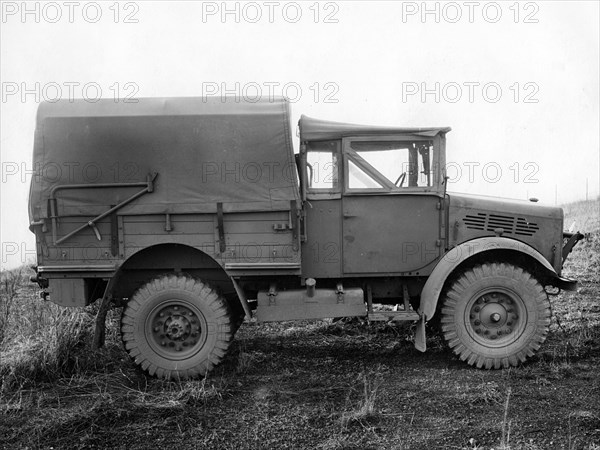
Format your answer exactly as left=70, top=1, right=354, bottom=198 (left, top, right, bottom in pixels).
left=300, top=140, right=343, bottom=279
left=341, top=136, right=442, bottom=276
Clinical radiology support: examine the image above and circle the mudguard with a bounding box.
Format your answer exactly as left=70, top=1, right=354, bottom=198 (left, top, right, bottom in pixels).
left=414, top=237, right=557, bottom=352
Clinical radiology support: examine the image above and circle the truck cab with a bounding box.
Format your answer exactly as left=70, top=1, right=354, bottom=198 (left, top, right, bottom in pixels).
left=299, top=115, right=448, bottom=279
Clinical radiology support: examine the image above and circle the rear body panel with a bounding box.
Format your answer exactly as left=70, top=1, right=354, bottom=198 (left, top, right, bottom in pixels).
left=29, top=98, right=302, bottom=305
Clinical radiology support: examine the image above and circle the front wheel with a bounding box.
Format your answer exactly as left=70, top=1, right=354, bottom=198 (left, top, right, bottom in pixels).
left=440, top=263, right=551, bottom=369
left=121, top=275, right=233, bottom=379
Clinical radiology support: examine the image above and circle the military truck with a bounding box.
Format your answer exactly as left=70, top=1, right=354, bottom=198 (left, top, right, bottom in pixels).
left=28, top=97, right=583, bottom=379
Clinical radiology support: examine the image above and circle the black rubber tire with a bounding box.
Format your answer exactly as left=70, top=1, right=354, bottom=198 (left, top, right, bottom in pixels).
left=440, top=263, right=550, bottom=369
left=121, top=275, right=233, bottom=379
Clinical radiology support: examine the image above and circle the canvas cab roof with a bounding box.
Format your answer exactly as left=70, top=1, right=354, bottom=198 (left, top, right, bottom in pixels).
left=299, top=115, right=451, bottom=141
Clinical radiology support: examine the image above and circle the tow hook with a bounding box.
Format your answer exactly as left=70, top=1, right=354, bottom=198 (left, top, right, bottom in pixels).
left=30, top=274, right=49, bottom=288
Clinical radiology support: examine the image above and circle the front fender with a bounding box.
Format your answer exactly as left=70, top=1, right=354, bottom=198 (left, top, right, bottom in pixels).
left=418, top=237, right=557, bottom=321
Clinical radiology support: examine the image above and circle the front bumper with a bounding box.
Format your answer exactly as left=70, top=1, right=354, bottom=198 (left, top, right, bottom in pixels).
left=562, top=231, right=585, bottom=265
left=556, top=231, right=585, bottom=291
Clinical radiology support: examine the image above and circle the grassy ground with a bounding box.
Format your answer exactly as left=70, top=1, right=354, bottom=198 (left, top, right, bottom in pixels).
left=1, top=199, right=599, bottom=449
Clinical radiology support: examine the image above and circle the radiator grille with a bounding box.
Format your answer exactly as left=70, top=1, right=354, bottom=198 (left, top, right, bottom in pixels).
left=463, top=213, right=539, bottom=236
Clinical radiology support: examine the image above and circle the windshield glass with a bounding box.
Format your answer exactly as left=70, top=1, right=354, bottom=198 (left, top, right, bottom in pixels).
left=348, top=140, right=433, bottom=189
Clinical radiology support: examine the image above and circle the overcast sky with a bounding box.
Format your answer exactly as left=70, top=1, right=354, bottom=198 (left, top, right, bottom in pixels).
left=1, top=1, right=599, bottom=269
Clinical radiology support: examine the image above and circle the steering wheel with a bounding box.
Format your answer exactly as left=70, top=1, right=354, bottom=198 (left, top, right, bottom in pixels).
left=395, top=172, right=406, bottom=187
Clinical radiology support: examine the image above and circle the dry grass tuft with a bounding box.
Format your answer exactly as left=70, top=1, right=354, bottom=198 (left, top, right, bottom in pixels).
left=0, top=268, right=122, bottom=392
left=340, top=366, right=385, bottom=428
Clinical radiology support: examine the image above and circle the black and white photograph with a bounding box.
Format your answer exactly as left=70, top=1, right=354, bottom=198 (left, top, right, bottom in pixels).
left=1, top=1, right=599, bottom=448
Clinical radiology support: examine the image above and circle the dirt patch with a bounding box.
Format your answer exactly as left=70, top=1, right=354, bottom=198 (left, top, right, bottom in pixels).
left=2, top=291, right=599, bottom=450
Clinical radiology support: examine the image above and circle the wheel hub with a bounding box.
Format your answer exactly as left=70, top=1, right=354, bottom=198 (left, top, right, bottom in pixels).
left=470, top=292, right=520, bottom=341
left=165, top=315, right=188, bottom=339
left=149, top=303, right=204, bottom=356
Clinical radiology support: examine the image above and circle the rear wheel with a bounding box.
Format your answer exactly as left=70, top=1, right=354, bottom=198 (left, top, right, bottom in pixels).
left=121, top=275, right=233, bottom=379
left=440, top=263, right=550, bottom=369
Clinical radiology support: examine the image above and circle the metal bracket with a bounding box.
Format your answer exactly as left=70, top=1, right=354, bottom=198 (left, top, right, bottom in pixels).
left=51, top=172, right=158, bottom=245
left=268, top=283, right=277, bottom=306
left=335, top=282, right=345, bottom=304
left=90, top=222, right=102, bottom=240
left=403, top=284, right=410, bottom=312
left=110, top=207, right=118, bottom=256
left=291, top=199, right=299, bottom=251
left=217, top=202, right=226, bottom=253
left=231, top=277, right=253, bottom=321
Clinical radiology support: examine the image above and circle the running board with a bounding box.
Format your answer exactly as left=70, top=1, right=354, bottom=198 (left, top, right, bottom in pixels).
left=368, top=311, right=420, bottom=322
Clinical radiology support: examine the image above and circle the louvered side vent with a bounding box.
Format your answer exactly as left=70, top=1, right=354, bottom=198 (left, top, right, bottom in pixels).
left=514, top=217, right=540, bottom=236
left=463, top=213, right=538, bottom=236
left=463, top=213, right=486, bottom=230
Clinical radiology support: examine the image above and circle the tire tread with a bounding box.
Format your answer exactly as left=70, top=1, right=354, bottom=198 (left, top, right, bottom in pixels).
left=440, top=262, right=550, bottom=369
left=121, top=274, right=233, bottom=380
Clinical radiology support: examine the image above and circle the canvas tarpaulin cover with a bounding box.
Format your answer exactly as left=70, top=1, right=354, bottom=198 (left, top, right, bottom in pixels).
left=29, top=97, right=299, bottom=222
left=298, top=115, right=451, bottom=141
